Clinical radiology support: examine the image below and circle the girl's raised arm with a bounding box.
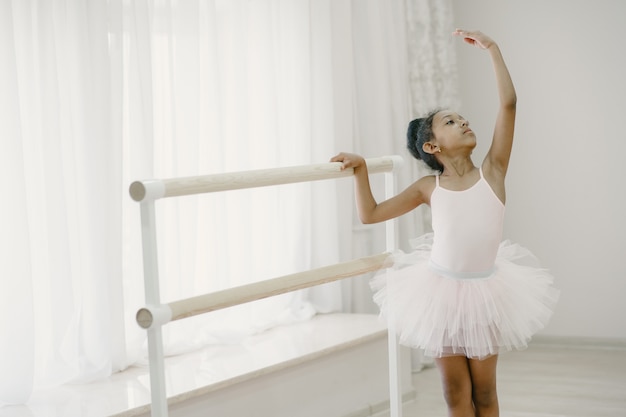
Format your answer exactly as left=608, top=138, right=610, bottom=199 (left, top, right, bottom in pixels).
left=453, top=29, right=517, bottom=178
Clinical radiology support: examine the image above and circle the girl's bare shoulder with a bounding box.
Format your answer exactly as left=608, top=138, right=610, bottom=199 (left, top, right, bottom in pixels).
left=409, top=174, right=437, bottom=206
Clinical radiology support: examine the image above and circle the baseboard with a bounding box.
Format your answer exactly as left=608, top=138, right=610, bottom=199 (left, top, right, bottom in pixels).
left=530, top=335, right=626, bottom=351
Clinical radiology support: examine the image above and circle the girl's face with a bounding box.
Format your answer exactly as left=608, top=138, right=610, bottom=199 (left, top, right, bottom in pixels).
left=431, top=111, right=476, bottom=151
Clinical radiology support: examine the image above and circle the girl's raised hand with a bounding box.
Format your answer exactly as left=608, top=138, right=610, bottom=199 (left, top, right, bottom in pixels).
left=452, top=29, right=495, bottom=50
left=330, top=152, right=366, bottom=171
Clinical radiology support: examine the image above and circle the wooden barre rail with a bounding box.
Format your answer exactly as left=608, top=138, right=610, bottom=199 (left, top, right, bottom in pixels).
left=129, top=155, right=403, bottom=202
left=136, top=252, right=392, bottom=329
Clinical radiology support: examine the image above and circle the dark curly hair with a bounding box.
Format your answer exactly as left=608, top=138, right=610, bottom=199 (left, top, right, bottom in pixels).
left=406, top=109, right=444, bottom=173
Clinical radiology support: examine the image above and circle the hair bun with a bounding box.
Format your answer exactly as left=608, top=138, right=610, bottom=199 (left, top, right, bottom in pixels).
left=406, top=118, right=424, bottom=160
left=405, top=109, right=444, bottom=172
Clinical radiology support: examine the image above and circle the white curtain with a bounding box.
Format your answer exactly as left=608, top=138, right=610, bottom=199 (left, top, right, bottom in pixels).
left=0, top=0, right=457, bottom=406
left=116, top=0, right=346, bottom=366
left=1, top=0, right=123, bottom=405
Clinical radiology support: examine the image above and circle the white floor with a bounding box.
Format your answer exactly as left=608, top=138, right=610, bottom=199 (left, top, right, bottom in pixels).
left=376, top=341, right=626, bottom=417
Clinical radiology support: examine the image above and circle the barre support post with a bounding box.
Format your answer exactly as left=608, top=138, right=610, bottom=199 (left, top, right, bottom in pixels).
left=139, top=201, right=168, bottom=417
left=385, top=168, right=403, bottom=417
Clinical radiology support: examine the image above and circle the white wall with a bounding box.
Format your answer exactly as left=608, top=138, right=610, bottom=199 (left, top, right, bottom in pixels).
left=451, top=0, right=626, bottom=339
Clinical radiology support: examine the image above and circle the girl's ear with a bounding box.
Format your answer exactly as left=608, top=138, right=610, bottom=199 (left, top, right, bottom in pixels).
left=422, top=141, right=439, bottom=155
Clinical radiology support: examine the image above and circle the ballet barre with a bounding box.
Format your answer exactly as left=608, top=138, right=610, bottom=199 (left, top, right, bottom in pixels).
left=136, top=252, right=392, bottom=329
left=129, top=156, right=400, bottom=202
left=131, top=155, right=404, bottom=417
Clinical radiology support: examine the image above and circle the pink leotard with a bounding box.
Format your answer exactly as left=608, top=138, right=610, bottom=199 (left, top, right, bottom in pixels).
left=429, top=167, right=505, bottom=276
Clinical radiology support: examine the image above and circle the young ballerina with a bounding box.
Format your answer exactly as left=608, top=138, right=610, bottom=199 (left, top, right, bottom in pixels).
left=331, top=29, right=559, bottom=417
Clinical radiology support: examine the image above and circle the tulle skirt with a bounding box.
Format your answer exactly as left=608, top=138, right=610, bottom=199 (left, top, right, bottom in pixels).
left=370, top=234, right=560, bottom=360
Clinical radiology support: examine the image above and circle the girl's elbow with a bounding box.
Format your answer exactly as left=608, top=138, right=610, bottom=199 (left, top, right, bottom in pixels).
left=357, top=206, right=378, bottom=224
left=359, top=215, right=375, bottom=224
left=359, top=211, right=381, bottom=224
left=505, top=94, right=517, bottom=109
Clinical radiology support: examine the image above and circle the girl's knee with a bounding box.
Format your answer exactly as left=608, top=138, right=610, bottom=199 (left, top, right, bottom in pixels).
left=442, top=382, right=473, bottom=409
left=472, top=385, right=498, bottom=409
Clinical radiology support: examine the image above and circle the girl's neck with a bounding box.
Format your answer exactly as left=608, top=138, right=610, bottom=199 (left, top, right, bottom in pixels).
left=441, top=158, right=475, bottom=178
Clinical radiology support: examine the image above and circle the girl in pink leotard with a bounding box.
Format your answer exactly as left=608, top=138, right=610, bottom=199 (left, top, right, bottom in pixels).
left=331, top=29, right=558, bottom=417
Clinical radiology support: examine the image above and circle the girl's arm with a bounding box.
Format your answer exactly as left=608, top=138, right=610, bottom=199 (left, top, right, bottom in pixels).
left=454, top=29, right=517, bottom=178
left=330, top=152, right=429, bottom=224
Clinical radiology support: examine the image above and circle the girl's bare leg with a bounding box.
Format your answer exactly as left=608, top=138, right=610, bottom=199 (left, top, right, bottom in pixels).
left=434, top=356, right=475, bottom=417
left=468, top=355, right=499, bottom=417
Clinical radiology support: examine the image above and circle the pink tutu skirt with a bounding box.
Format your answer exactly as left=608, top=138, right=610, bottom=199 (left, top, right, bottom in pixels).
left=370, top=234, right=560, bottom=360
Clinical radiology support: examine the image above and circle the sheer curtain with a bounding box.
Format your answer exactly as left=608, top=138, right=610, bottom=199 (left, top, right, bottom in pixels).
left=0, top=0, right=457, bottom=406
left=1, top=0, right=122, bottom=405
left=116, top=0, right=345, bottom=366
